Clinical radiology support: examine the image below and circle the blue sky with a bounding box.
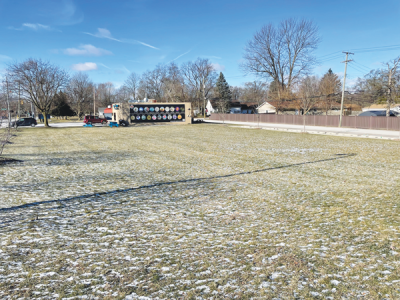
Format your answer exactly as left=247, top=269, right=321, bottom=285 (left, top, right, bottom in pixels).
left=1, top=0, right=400, bottom=88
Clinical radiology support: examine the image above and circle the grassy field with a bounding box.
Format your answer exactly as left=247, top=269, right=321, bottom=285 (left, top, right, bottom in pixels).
left=0, top=124, right=399, bottom=299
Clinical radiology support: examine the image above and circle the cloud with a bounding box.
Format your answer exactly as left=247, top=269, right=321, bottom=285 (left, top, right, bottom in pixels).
left=71, top=62, right=98, bottom=71
left=57, top=0, right=84, bottom=25
left=0, top=54, right=12, bottom=61
left=84, top=28, right=121, bottom=42
left=8, top=23, right=60, bottom=31
left=170, top=50, right=191, bottom=62
left=84, top=28, right=159, bottom=50
left=202, top=55, right=222, bottom=60
left=64, top=44, right=112, bottom=56
left=98, top=63, right=111, bottom=69
left=212, top=63, right=225, bottom=71
left=133, top=40, right=159, bottom=50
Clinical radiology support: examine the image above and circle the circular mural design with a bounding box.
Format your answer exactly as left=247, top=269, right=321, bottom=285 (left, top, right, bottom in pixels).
left=144, top=107, right=149, bottom=112
left=155, top=107, right=159, bottom=112
left=141, top=115, right=146, bottom=120
left=150, top=107, right=155, bottom=112
left=165, top=107, right=170, bottom=112
left=157, top=115, right=162, bottom=120
left=178, top=114, right=182, bottom=120
left=133, top=107, right=138, bottom=112
left=147, top=115, right=151, bottom=120
left=136, top=116, right=141, bottom=120
left=168, top=115, right=172, bottom=120
left=173, top=114, right=177, bottom=119
left=163, top=115, right=167, bottom=120
left=139, top=107, right=144, bottom=112
left=160, top=107, right=165, bottom=112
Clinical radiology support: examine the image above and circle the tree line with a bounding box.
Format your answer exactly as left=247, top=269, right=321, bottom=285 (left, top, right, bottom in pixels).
left=1, top=18, right=400, bottom=127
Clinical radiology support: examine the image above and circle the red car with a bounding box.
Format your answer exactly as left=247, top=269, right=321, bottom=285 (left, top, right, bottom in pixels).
left=83, top=115, right=108, bottom=125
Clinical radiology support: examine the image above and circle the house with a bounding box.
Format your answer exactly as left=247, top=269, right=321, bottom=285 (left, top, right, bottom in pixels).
left=257, top=101, right=277, bottom=114
left=206, top=99, right=216, bottom=115
left=227, top=102, right=258, bottom=114
left=362, top=103, right=400, bottom=112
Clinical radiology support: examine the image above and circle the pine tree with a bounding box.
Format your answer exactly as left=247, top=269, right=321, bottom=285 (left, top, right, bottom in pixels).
left=320, top=69, right=342, bottom=115
left=51, top=91, right=75, bottom=118
left=216, top=72, right=232, bottom=101
left=215, top=72, right=232, bottom=115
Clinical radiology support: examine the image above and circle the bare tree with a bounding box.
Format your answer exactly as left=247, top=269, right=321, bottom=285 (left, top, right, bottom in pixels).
left=241, top=81, right=268, bottom=127
left=242, top=18, right=320, bottom=94
left=386, top=57, right=400, bottom=116
left=7, top=58, right=69, bottom=127
left=66, top=72, right=94, bottom=119
left=0, top=79, right=15, bottom=159
left=181, top=58, right=217, bottom=116
left=297, top=76, right=320, bottom=131
left=115, top=85, right=131, bottom=103
left=139, top=65, right=166, bottom=100
left=123, top=72, right=140, bottom=100
left=162, top=62, right=186, bottom=102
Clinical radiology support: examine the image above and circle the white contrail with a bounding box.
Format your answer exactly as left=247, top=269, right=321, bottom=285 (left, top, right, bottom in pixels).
left=135, top=40, right=159, bottom=50
left=171, top=50, right=191, bottom=62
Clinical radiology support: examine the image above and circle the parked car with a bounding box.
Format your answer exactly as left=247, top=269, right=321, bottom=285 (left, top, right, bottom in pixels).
left=358, top=110, right=399, bottom=117
left=83, top=115, right=108, bottom=125
left=11, top=117, right=37, bottom=127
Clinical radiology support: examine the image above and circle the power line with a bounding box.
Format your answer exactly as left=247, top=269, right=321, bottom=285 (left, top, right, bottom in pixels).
left=317, top=51, right=342, bottom=59
left=351, top=61, right=372, bottom=72
left=347, top=64, right=367, bottom=75
left=349, top=43, right=400, bottom=52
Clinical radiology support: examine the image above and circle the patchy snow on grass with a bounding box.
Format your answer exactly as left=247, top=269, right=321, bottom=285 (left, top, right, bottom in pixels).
left=0, top=125, right=399, bottom=298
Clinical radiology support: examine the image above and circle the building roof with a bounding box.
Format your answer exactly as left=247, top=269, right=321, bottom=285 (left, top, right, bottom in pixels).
left=363, top=103, right=400, bottom=110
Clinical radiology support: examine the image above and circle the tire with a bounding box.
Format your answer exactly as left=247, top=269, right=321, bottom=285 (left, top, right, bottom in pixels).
left=31, top=123, right=36, bottom=127
left=88, top=122, right=92, bottom=126
left=101, top=121, right=106, bottom=125
left=120, top=121, right=127, bottom=127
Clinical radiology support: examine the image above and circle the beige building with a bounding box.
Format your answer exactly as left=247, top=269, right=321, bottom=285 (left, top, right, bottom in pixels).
left=111, top=102, right=192, bottom=125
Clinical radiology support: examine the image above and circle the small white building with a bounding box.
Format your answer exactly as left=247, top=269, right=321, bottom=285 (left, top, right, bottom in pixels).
left=256, top=101, right=276, bottom=114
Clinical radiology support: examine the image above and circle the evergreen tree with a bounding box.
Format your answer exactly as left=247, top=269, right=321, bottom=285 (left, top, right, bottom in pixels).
left=216, top=72, right=232, bottom=101
left=320, top=69, right=342, bottom=115
left=214, top=72, right=231, bottom=115
left=51, top=91, right=75, bottom=118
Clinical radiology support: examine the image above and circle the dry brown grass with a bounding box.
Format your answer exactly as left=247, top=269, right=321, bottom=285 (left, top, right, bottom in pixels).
left=0, top=124, right=399, bottom=299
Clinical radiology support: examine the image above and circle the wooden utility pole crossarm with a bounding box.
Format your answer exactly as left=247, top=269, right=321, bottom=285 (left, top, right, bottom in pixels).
left=339, top=52, right=353, bottom=127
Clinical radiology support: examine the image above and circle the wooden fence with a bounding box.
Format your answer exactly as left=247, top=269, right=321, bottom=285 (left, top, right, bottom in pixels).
left=209, top=114, right=400, bottom=131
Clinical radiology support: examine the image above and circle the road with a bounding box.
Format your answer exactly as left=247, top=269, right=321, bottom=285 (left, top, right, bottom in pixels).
left=203, top=119, right=400, bottom=140
left=4, top=119, right=400, bottom=140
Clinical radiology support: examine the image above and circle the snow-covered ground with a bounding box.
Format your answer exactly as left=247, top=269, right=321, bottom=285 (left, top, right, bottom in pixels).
left=0, top=125, right=399, bottom=299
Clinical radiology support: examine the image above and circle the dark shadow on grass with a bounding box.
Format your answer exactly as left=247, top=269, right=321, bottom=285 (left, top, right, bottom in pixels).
left=0, top=153, right=357, bottom=215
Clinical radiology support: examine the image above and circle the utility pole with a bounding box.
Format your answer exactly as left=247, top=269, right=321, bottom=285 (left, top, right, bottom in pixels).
left=18, top=83, right=20, bottom=119
left=93, top=86, right=96, bottom=116
left=6, top=77, right=11, bottom=128
left=339, top=52, right=353, bottom=127
left=203, top=80, right=206, bottom=119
